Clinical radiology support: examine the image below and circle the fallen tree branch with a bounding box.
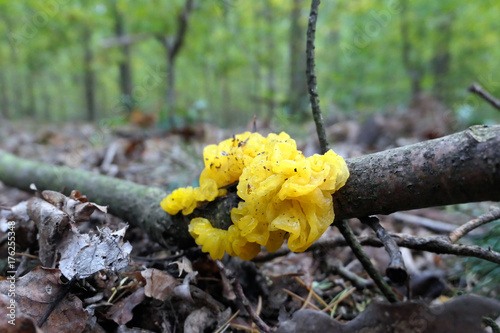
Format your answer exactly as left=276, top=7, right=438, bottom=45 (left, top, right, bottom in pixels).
left=332, top=125, right=500, bottom=220
left=0, top=125, right=499, bottom=249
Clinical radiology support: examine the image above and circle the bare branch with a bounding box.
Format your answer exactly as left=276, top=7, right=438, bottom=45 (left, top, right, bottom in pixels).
left=0, top=126, right=499, bottom=249
left=468, top=82, right=500, bottom=111
left=335, top=220, right=399, bottom=303
left=360, top=216, right=407, bottom=285
left=306, top=0, right=329, bottom=154
left=305, top=0, right=394, bottom=302
left=255, top=232, right=500, bottom=266
left=100, top=34, right=151, bottom=48
left=449, top=206, right=500, bottom=243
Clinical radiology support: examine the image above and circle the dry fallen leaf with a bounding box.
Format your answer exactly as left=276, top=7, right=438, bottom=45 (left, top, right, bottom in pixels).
left=141, top=268, right=179, bottom=302
left=58, top=225, right=132, bottom=279
left=0, top=267, right=88, bottom=333
left=184, top=307, right=216, bottom=333
left=0, top=294, right=42, bottom=333
left=107, top=288, right=146, bottom=326
left=22, top=190, right=109, bottom=267
left=28, top=197, right=70, bottom=267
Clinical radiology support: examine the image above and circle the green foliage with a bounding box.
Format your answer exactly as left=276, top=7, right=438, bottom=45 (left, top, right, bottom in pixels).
left=0, top=0, right=499, bottom=126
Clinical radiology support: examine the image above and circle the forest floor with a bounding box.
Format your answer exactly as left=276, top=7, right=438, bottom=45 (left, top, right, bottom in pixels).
left=0, top=115, right=499, bottom=332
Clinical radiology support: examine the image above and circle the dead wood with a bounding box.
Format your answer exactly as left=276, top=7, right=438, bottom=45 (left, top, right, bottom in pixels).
left=0, top=125, right=499, bottom=249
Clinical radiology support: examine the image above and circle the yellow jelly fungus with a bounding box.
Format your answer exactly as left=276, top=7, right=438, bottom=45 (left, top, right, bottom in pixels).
left=161, top=131, right=349, bottom=260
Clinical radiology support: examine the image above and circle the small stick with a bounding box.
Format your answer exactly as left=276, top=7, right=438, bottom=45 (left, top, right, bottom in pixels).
left=335, top=220, right=399, bottom=303
left=255, top=231, right=500, bottom=265
left=360, top=216, right=408, bottom=285
left=449, top=206, right=500, bottom=243
left=214, top=309, right=240, bottom=333
left=306, top=0, right=330, bottom=154
left=468, top=82, right=500, bottom=111
left=328, top=259, right=370, bottom=289
left=305, top=0, right=399, bottom=304
left=295, top=277, right=328, bottom=307
left=322, top=287, right=356, bottom=313
left=281, top=289, right=322, bottom=311
left=216, top=261, right=271, bottom=333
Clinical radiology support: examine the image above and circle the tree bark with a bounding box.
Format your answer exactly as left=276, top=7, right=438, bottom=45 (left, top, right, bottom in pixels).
left=332, top=125, right=500, bottom=219
left=83, top=26, right=96, bottom=122
left=0, top=125, right=499, bottom=249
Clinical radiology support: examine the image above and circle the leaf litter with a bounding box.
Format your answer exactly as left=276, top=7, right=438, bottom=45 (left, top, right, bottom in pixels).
left=0, top=120, right=499, bottom=332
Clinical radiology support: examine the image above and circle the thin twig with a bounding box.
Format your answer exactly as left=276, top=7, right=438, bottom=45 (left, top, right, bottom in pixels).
left=214, top=309, right=240, bottom=333
left=322, top=287, right=356, bottom=314
left=392, top=212, right=458, bottom=234
left=295, top=277, right=329, bottom=307
left=360, top=216, right=408, bottom=285
left=281, top=288, right=322, bottom=311
left=254, top=232, right=500, bottom=265
left=299, top=281, right=315, bottom=310
left=449, top=206, right=500, bottom=243
left=335, top=220, right=399, bottom=303
left=468, top=82, right=500, bottom=111
left=306, top=0, right=396, bottom=303
left=216, top=261, right=271, bottom=333
left=328, top=259, right=370, bottom=289
left=306, top=0, right=329, bottom=154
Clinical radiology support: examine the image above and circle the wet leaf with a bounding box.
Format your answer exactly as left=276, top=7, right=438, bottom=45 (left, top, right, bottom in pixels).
left=0, top=267, right=88, bottom=332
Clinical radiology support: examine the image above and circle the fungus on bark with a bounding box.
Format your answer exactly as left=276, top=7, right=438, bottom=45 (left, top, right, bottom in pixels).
left=161, top=132, right=349, bottom=260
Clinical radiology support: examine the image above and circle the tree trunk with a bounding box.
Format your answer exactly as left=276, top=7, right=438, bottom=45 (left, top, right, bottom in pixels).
left=166, top=51, right=176, bottom=124
left=83, top=26, right=96, bottom=122
left=400, top=0, right=423, bottom=101
left=289, top=0, right=308, bottom=119
left=264, top=0, right=276, bottom=119
left=0, top=125, right=499, bottom=249
left=111, top=0, right=134, bottom=113
left=431, top=14, right=454, bottom=104
left=25, top=69, right=37, bottom=118
left=2, top=12, right=22, bottom=118
left=0, top=70, right=10, bottom=119
left=157, top=0, right=194, bottom=126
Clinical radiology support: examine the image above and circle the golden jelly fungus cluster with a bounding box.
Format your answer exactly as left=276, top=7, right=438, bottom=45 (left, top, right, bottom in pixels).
left=160, top=132, right=349, bottom=260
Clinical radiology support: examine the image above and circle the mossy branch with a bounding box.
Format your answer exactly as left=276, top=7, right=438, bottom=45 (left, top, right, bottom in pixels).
left=0, top=125, right=499, bottom=249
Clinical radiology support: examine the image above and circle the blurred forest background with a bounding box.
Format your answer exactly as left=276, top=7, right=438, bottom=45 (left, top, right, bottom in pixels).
left=0, top=0, right=499, bottom=129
